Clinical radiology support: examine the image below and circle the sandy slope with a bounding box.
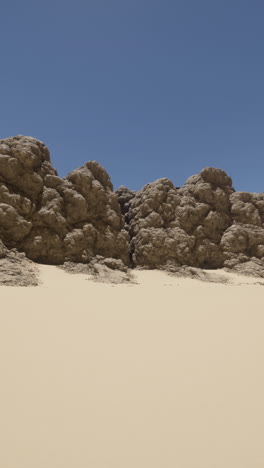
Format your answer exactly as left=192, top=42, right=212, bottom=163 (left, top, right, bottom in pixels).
left=1, top=266, right=264, bottom=468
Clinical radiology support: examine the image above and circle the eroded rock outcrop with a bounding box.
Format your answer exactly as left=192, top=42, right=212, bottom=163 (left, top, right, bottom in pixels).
left=1, top=134, right=264, bottom=278
left=123, top=168, right=232, bottom=268
left=0, top=135, right=129, bottom=266
left=117, top=167, right=264, bottom=275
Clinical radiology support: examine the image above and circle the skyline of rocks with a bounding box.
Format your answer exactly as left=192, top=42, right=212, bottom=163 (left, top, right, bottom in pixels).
left=1, top=135, right=264, bottom=275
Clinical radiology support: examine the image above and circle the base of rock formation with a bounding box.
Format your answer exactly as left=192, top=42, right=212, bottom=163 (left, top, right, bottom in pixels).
left=0, top=245, right=39, bottom=286
left=60, top=257, right=136, bottom=284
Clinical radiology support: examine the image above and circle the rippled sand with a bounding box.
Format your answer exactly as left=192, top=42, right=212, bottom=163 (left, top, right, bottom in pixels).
left=1, top=266, right=264, bottom=468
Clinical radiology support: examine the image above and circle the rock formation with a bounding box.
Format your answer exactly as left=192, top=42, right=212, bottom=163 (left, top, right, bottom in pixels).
left=117, top=168, right=264, bottom=275
left=1, top=134, right=264, bottom=277
left=0, top=135, right=129, bottom=266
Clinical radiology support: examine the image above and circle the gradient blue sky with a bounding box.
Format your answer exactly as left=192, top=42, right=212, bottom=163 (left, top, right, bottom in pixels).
left=1, top=0, right=264, bottom=192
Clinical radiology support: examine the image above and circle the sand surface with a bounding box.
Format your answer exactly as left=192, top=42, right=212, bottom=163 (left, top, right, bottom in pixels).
left=1, top=266, right=264, bottom=468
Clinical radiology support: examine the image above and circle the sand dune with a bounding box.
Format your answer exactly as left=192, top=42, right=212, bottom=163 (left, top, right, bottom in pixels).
left=1, top=267, right=264, bottom=468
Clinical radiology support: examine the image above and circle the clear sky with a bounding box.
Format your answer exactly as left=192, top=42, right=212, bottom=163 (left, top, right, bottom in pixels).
left=1, top=0, right=264, bottom=192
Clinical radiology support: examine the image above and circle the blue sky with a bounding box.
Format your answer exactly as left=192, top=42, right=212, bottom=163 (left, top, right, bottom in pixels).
left=1, top=0, right=264, bottom=192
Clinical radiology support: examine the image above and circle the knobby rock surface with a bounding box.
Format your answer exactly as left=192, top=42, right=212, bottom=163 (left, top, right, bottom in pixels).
left=116, top=168, right=264, bottom=275
left=1, top=135, right=264, bottom=277
left=0, top=135, right=129, bottom=265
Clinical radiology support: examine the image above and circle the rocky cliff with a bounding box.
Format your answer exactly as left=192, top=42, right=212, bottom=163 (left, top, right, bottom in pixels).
left=1, top=135, right=264, bottom=275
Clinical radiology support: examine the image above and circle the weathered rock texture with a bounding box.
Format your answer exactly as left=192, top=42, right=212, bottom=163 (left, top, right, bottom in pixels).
left=115, top=186, right=136, bottom=229
left=117, top=167, right=264, bottom=275
left=0, top=240, right=38, bottom=286
left=61, top=256, right=136, bottom=284
left=1, top=135, right=264, bottom=277
left=0, top=135, right=129, bottom=265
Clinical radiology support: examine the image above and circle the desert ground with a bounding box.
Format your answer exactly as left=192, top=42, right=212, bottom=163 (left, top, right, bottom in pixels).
left=1, top=267, right=264, bottom=468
